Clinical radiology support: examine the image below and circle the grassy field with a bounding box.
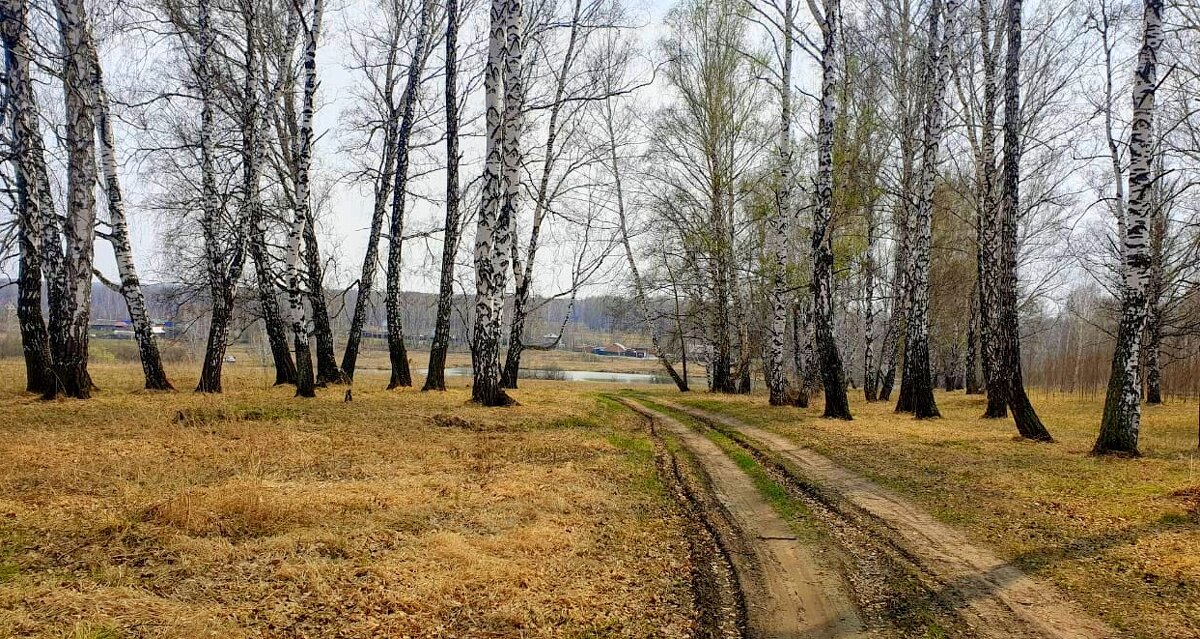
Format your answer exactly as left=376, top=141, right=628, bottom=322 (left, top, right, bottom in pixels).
left=650, top=389, right=1200, bottom=639
left=5, top=357, right=1200, bottom=638
left=0, top=362, right=692, bottom=639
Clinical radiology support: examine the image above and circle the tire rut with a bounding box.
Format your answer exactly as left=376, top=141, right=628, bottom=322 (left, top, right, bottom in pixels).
left=633, top=397, right=747, bottom=639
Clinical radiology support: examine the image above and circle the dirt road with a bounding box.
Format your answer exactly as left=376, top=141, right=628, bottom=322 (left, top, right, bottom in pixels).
left=619, top=398, right=866, bottom=639
left=643, top=397, right=1114, bottom=639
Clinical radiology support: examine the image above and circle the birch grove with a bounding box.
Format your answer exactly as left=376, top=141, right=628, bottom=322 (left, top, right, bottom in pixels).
left=1, top=0, right=1198, bottom=465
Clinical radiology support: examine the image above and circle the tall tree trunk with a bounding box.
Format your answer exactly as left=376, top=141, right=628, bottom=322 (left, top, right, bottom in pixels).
left=195, top=0, right=247, bottom=393
left=286, top=0, right=325, bottom=398
left=897, top=0, right=957, bottom=419
left=2, top=0, right=56, bottom=394
left=730, top=179, right=752, bottom=395
left=708, top=111, right=735, bottom=396
left=1094, top=0, right=1161, bottom=456
left=49, top=0, right=102, bottom=399
left=977, top=0, right=1007, bottom=418
left=996, top=0, right=1051, bottom=441
left=764, top=0, right=794, bottom=405
left=244, top=7, right=297, bottom=386
left=471, top=0, right=521, bottom=406
left=878, top=200, right=909, bottom=403
left=342, top=124, right=394, bottom=380
left=495, top=0, right=530, bottom=390
left=965, top=277, right=982, bottom=393
left=424, top=0, right=462, bottom=392
left=289, top=1, right=344, bottom=387
left=881, top=78, right=918, bottom=405
left=303, top=216, right=345, bottom=385
left=501, top=0, right=585, bottom=389
left=92, top=47, right=173, bottom=390
left=342, top=19, right=403, bottom=381
left=811, top=0, right=851, bottom=420
left=709, top=193, right=736, bottom=394
left=1144, top=168, right=1165, bottom=405
left=863, top=203, right=878, bottom=402
left=385, top=0, right=433, bottom=390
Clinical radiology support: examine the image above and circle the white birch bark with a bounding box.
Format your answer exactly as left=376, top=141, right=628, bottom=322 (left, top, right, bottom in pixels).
left=243, top=1, right=296, bottom=386
left=863, top=203, right=877, bottom=401
left=501, top=0, right=584, bottom=388
left=471, top=0, right=522, bottom=406
left=90, top=44, right=172, bottom=390
left=286, top=0, right=325, bottom=397
left=195, top=0, right=249, bottom=393
left=897, top=0, right=959, bottom=418
left=2, top=0, right=56, bottom=393
left=996, top=0, right=1051, bottom=440
left=765, top=0, right=794, bottom=406
left=51, top=0, right=101, bottom=398
left=976, top=0, right=1008, bottom=418
left=810, top=0, right=852, bottom=419
left=424, top=0, right=462, bottom=391
left=1095, top=0, right=1162, bottom=455
left=385, top=0, right=434, bottom=390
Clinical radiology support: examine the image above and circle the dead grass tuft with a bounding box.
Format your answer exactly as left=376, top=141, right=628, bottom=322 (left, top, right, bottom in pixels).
left=141, top=480, right=312, bottom=539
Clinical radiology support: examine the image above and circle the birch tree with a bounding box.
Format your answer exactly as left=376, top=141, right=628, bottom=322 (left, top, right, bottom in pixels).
left=281, top=0, right=325, bottom=397
left=810, top=0, right=852, bottom=419
left=472, top=0, right=523, bottom=406
left=500, top=0, right=590, bottom=389
left=424, top=0, right=466, bottom=391
left=747, top=0, right=796, bottom=405
left=1094, top=0, right=1163, bottom=456
left=896, top=0, right=959, bottom=419
left=871, top=0, right=921, bottom=404
left=90, top=44, right=174, bottom=391
left=974, top=0, right=1008, bottom=418
left=385, top=0, right=435, bottom=389
left=195, top=0, right=249, bottom=393
left=340, top=0, right=421, bottom=381
left=601, top=33, right=689, bottom=392
left=47, top=0, right=102, bottom=399
left=994, top=0, right=1052, bottom=441
left=242, top=0, right=297, bottom=386
left=260, top=0, right=341, bottom=387
left=2, top=0, right=55, bottom=394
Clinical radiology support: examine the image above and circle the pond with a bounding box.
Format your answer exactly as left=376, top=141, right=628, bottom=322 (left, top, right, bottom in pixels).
left=436, top=367, right=671, bottom=385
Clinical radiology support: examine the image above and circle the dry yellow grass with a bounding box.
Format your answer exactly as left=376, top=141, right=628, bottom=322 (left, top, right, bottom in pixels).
left=652, top=389, right=1200, bottom=639
left=0, top=362, right=692, bottom=638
